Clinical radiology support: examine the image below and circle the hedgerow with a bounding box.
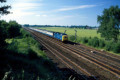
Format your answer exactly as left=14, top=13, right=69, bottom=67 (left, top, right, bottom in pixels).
left=72, top=37, right=120, bottom=54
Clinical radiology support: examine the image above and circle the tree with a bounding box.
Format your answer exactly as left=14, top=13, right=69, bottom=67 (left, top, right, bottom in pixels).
left=0, top=20, right=8, bottom=49
left=0, top=0, right=11, bottom=16
left=97, top=5, right=120, bottom=42
left=7, top=21, right=21, bottom=38
left=0, top=0, right=10, bottom=50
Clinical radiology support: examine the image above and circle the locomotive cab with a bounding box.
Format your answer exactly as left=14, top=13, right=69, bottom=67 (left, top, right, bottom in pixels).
left=62, top=35, right=68, bottom=42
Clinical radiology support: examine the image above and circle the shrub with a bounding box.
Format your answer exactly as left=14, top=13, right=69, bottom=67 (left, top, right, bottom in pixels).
left=20, top=28, right=31, bottom=38
left=113, top=42, right=120, bottom=53
left=92, top=37, right=99, bottom=47
left=105, top=41, right=114, bottom=51
left=88, top=37, right=99, bottom=47
left=69, top=35, right=75, bottom=41
left=99, top=39, right=105, bottom=48
left=88, top=38, right=93, bottom=46
left=81, top=37, right=88, bottom=43
left=35, top=43, right=43, bottom=50
left=7, top=39, right=18, bottom=52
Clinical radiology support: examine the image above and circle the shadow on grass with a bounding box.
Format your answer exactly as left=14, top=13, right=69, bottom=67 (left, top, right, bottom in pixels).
left=0, top=49, right=61, bottom=80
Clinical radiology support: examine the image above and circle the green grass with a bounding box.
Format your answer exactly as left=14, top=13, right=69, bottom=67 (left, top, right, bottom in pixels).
left=6, top=37, right=47, bottom=58
left=4, top=31, right=63, bottom=80
left=36, top=27, right=101, bottom=38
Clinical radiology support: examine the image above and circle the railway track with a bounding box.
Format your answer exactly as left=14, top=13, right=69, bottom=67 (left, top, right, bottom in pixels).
left=75, top=43, right=120, bottom=63
left=38, top=34, right=120, bottom=79
left=36, top=36, right=94, bottom=80
left=25, top=28, right=96, bottom=80
left=25, top=28, right=120, bottom=80
left=63, top=42, right=120, bottom=72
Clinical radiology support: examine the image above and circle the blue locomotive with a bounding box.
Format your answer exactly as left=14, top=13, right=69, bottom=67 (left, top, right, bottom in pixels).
left=29, top=28, right=68, bottom=42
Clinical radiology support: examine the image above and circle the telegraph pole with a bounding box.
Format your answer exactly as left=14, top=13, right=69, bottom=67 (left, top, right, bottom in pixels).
left=75, top=30, right=77, bottom=42
left=64, top=26, right=68, bottom=34
left=64, top=30, right=67, bottom=34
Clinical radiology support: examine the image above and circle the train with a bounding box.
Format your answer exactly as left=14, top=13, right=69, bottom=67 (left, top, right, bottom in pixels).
left=29, top=28, right=68, bottom=42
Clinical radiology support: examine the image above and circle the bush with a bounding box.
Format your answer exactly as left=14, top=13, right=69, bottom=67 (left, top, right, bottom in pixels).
left=92, top=37, right=99, bottom=47
left=88, top=38, right=92, bottom=46
left=7, top=39, right=18, bottom=52
left=99, top=39, right=105, bottom=48
left=88, top=37, right=99, bottom=47
left=35, top=43, right=43, bottom=50
left=20, top=28, right=31, bottom=38
left=69, top=35, right=75, bottom=41
left=105, top=41, right=114, bottom=51
left=113, top=42, right=120, bottom=53
left=78, top=36, right=120, bottom=54
left=81, top=37, right=88, bottom=43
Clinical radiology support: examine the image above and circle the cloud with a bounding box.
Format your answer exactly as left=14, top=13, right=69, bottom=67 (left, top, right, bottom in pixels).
left=39, top=5, right=96, bottom=14
left=1, top=1, right=42, bottom=21
left=35, top=14, right=47, bottom=17
left=46, top=15, right=74, bottom=21
left=42, top=15, right=47, bottom=17
left=14, top=0, right=43, bottom=3
left=36, top=15, right=41, bottom=16
left=54, top=5, right=96, bottom=12
left=2, top=1, right=43, bottom=20
left=13, top=3, right=43, bottom=11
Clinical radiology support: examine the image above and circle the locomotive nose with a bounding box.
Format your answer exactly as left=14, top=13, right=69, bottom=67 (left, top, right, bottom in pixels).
left=62, top=35, right=68, bottom=41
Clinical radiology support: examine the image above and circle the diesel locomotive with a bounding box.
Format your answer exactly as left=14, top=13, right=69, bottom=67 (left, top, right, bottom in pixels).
left=29, top=28, right=68, bottom=42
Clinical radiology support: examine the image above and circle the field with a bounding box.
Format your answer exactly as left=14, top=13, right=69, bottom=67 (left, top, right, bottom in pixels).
left=36, top=27, right=101, bottom=39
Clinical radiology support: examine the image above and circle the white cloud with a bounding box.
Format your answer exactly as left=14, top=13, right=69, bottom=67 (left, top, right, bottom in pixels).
left=2, top=1, right=43, bottom=21
left=55, top=5, right=96, bottom=12
left=2, top=10, right=35, bottom=21
left=8, top=2, right=40, bottom=17
left=36, top=15, right=41, bottom=16
left=14, top=0, right=43, bottom=3
left=42, top=15, right=47, bottom=17
left=46, top=15, right=74, bottom=21
left=35, top=14, right=47, bottom=17
left=13, top=3, right=43, bottom=11
left=39, top=5, right=96, bottom=14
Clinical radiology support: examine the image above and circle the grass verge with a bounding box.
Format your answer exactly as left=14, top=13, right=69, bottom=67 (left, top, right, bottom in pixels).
left=0, top=28, right=63, bottom=80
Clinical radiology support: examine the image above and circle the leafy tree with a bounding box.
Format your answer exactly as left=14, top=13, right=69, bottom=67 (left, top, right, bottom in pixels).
left=97, top=5, right=120, bottom=42
left=0, top=0, right=11, bottom=16
left=0, top=0, right=11, bottom=50
left=0, top=20, right=9, bottom=50
left=7, top=21, right=21, bottom=38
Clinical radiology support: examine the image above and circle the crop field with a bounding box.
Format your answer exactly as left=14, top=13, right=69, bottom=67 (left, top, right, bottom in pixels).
left=36, top=27, right=101, bottom=38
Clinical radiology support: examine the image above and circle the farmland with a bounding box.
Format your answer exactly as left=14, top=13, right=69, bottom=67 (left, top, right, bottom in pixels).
left=36, top=27, right=101, bottom=39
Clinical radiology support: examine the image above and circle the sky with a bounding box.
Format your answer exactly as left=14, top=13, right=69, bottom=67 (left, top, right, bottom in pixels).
left=1, top=0, right=120, bottom=26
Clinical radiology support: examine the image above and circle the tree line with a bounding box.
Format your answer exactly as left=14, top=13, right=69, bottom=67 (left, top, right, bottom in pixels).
left=24, top=24, right=98, bottom=29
